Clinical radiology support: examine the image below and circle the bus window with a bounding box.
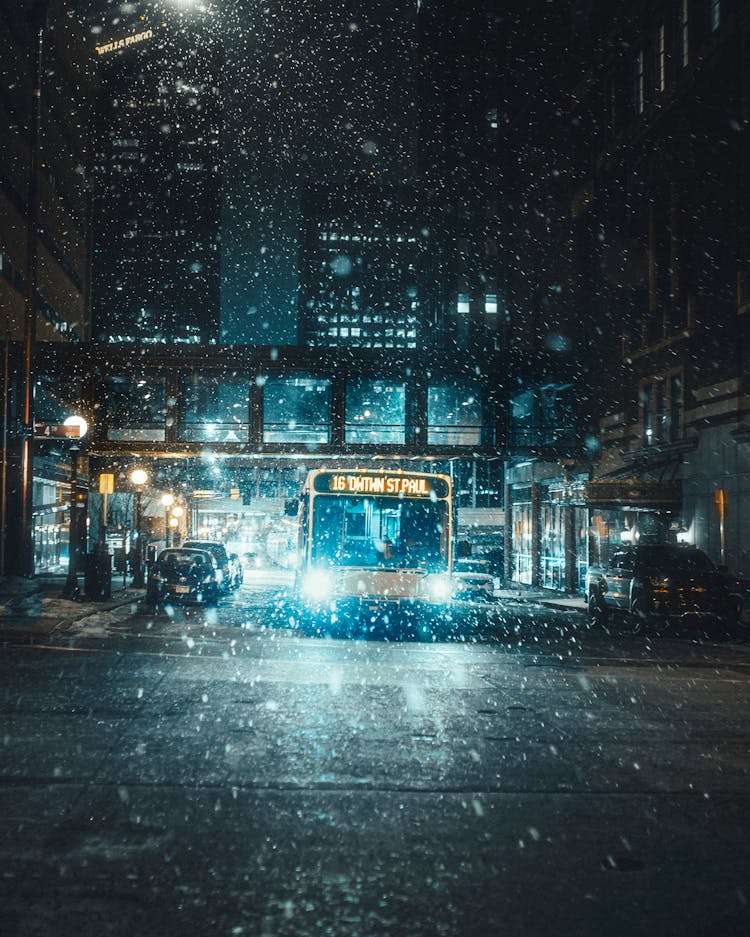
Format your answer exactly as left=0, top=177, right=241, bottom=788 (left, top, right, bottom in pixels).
left=310, top=495, right=447, bottom=572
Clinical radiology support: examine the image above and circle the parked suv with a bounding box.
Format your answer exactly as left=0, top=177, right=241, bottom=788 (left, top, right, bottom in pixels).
left=586, top=544, right=744, bottom=634
left=181, top=540, right=233, bottom=593
left=146, top=548, right=221, bottom=606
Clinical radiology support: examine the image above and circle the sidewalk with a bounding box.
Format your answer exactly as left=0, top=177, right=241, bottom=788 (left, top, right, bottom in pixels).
left=0, top=573, right=586, bottom=638
left=494, top=583, right=587, bottom=613
left=0, top=572, right=143, bottom=637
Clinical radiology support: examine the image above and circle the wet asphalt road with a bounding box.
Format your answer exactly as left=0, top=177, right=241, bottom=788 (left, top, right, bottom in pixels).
left=2, top=572, right=750, bottom=937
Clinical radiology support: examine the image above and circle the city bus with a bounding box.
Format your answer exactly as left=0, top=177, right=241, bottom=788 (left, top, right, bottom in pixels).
left=292, top=468, right=454, bottom=631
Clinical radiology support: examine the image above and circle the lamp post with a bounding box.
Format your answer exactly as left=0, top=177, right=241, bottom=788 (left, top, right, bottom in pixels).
left=130, top=468, right=148, bottom=587
left=162, top=493, right=174, bottom=547
left=61, top=416, right=89, bottom=599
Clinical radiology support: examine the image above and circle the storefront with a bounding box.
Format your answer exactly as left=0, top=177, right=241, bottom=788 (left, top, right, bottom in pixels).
left=506, top=469, right=683, bottom=594
left=510, top=485, right=534, bottom=585
left=584, top=479, right=682, bottom=569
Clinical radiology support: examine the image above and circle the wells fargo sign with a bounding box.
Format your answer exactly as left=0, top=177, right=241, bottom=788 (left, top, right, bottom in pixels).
left=95, top=29, right=153, bottom=56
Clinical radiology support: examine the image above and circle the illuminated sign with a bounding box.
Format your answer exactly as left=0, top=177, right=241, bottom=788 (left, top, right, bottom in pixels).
left=313, top=472, right=449, bottom=499
left=95, top=29, right=153, bottom=56
left=34, top=422, right=81, bottom=439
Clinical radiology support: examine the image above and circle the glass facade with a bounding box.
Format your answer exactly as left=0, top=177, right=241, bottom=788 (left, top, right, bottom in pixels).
left=178, top=374, right=249, bottom=443
left=511, top=487, right=533, bottom=584
left=345, top=380, right=405, bottom=444
left=428, top=384, right=482, bottom=446
left=103, top=374, right=166, bottom=442
left=540, top=501, right=565, bottom=590
left=263, top=377, right=331, bottom=444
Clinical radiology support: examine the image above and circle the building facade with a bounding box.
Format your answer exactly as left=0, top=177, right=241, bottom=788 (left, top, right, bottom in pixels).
left=297, top=179, right=438, bottom=351
left=1, top=0, right=97, bottom=577
left=89, top=5, right=222, bottom=344
left=506, top=0, right=750, bottom=590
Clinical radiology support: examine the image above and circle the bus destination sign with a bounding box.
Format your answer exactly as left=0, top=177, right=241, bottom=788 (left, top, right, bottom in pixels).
left=314, top=473, right=449, bottom=499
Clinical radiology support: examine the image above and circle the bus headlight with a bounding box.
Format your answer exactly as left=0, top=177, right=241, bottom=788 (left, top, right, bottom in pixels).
left=425, top=574, right=453, bottom=603
left=302, top=570, right=334, bottom=601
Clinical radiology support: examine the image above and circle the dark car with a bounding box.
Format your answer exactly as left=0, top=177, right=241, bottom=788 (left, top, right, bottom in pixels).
left=452, top=559, right=496, bottom=601
left=146, top=548, right=221, bottom=605
left=586, top=544, right=744, bottom=634
left=181, top=539, right=233, bottom=592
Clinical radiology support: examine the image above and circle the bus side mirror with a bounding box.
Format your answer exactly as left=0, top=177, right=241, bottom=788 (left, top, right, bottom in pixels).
left=284, top=498, right=299, bottom=517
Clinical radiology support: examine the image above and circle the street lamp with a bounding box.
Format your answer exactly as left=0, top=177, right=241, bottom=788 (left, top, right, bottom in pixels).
left=61, top=416, right=89, bottom=599
left=161, top=493, right=174, bottom=547
left=130, top=468, right=148, bottom=587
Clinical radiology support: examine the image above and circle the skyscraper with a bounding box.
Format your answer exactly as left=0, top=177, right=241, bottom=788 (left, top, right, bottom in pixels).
left=87, top=3, right=223, bottom=344
left=220, top=0, right=420, bottom=344
left=297, top=177, right=438, bottom=350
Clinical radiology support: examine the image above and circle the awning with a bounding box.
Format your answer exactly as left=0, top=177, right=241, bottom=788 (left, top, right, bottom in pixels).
left=584, top=478, right=682, bottom=510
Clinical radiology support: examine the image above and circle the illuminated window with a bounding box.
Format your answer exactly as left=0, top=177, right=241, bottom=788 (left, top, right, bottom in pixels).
left=457, top=293, right=470, bottom=314
left=485, top=294, right=498, bottom=314
left=680, top=0, right=689, bottom=67
left=669, top=374, right=683, bottom=442
left=642, top=373, right=683, bottom=445
left=641, top=382, right=653, bottom=444
left=710, top=0, right=720, bottom=32
left=656, top=24, right=666, bottom=91
left=634, top=49, right=645, bottom=113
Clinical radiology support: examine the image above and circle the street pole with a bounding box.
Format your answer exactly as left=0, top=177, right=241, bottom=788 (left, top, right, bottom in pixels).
left=61, top=447, right=80, bottom=598
left=19, top=10, right=48, bottom=578
left=1, top=333, right=9, bottom=578
left=132, top=489, right=144, bottom=588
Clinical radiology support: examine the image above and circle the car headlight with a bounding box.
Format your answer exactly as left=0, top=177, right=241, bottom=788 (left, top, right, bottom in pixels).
left=301, top=570, right=334, bottom=601
left=424, top=574, right=453, bottom=603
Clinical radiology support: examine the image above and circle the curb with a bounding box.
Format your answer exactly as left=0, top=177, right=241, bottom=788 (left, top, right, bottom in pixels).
left=0, top=590, right=145, bottom=638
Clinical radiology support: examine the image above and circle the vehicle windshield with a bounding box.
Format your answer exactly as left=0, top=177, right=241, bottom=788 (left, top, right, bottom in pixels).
left=639, top=546, right=716, bottom=572
left=183, top=542, right=226, bottom=563
left=310, top=495, right=448, bottom=572
left=157, top=550, right=210, bottom=571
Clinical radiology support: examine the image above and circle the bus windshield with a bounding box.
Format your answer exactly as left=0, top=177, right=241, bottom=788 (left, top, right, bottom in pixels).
left=310, top=495, right=448, bottom=572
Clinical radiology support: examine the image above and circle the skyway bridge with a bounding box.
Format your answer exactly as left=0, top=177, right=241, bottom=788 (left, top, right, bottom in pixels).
left=32, top=341, right=508, bottom=465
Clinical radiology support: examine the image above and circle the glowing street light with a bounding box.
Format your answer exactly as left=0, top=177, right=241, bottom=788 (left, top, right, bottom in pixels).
left=61, top=416, right=89, bottom=599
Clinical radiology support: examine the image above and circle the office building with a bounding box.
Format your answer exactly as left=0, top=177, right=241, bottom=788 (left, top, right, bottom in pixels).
left=89, top=4, right=222, bottom=344
left=298, top=179, right=436, bottom=350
